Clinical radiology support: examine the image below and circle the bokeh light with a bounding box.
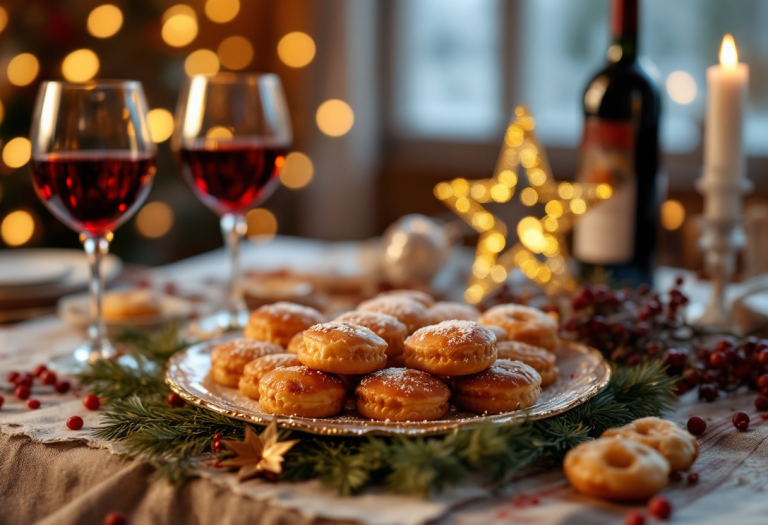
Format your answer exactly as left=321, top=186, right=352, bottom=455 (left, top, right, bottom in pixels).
left=217, top=36, right=254, bottom=70
left=62, top=49, right=100, bottom=82
left=162, top=11, right=198, bottom=48
left=280, top=152, right=314, bottom=189
left=246, top=208, right=277, bottom=241
left=87, top=5, right=123, bottom=38
left=147, top=109, right=174, bottom=143
left=184, top=49, right=219, bottom=76
left=1, top=210, right=35, bottom=246
left=277, top=32, right=316, bottom=68
left=666, top=71, right=697, bottom=105
left=206, top=126, right=234, bottom=139
left=0, top=100, right=5, bottom=126
left=0, top=7, right=8, bottom=34
left=3, top=138, right=31, bottom=168
left=135, top=202, right=175, bottom=238
left=163, top=4, right=196, bottom=22
left=7, top=53, right=40, bottom=87
left=661, top=199, right=686, bottom=230
left=205, top=0, right=240, bottom=23
left=316, top=99, right=354, bottom=137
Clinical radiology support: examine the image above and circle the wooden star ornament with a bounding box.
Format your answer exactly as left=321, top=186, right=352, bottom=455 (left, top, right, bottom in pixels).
left=220, top=421, right=299, bottom=481
left=435, top=106, right=613, bottom=302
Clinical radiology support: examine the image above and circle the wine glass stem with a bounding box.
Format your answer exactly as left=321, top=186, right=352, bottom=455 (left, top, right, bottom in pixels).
left=83, top=235, right=111, bottom=359
left=220, top=213, right=247, bottom=318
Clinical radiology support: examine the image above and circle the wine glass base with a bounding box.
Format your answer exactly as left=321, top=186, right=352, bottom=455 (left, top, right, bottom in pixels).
left=187, top=310, right=249, bottom=340
left=47, top=339, right=117, bottom=374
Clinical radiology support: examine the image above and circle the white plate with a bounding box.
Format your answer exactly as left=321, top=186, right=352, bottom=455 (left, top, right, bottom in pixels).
left=0, top=255, right=72, bottom=288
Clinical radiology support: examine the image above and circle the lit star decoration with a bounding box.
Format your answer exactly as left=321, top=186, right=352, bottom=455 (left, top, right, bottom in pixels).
left=434, top=106, right=613, bottom=302
left=220, top=421, right=299, bottom=481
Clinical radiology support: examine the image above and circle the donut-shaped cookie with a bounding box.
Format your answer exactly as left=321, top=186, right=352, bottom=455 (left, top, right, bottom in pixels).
left=244, top=302, right=325, bottom=347
left=334, top=311, right=407, bottom=363
left=356, top=296, right=429, bottom=334
left=479, top=304, right=558, bottom=351
left=427, top=301, right=481, bottom=324
left=602, top=417, right=699, bottom=472
left=375, top=289, right=435, bottom=307
left=210, top=339, right=284, bottom=387
left=356, top=368, right=450, bottom=421
left=404, top=320, right=497, bottom=376
left=300, top=322, right=388, bottom=375
left=564, top=438, right=670, bottom=501
left=497, top=341, right=559, bottom=387
left=449, top=360, right=541, bottom=414
left=258, top=366, right=346, bottom=418
left=286, top=332, right=305, bottom=354
left=238, top=353, right=301, bottom=399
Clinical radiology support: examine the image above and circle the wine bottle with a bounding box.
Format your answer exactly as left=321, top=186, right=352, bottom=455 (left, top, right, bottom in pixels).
left=573, top=0, right=661, bottom=287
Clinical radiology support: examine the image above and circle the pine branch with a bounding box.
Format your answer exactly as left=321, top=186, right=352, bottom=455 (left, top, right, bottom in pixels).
left=77, top=358, right=166, bottom=402
left=115, top=323, right=190, bottom=363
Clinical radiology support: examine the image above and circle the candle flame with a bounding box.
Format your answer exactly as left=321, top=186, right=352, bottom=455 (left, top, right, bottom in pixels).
left=720, top=34, right=738, bottom=70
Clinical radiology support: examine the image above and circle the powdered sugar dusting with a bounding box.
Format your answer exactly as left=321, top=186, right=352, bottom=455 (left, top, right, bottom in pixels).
left=306, top=321, right=386, bottom=346
left=255, top=302, right=324, bottom=324
left=359, top=367, right=443, bottom=394
left=357, top=296, right=428, bottom=317
left=408, top=320, right=495, bottom=346
left=215, top=338, right=282, bottom=358
left=334, top=311, right=406, bottom=334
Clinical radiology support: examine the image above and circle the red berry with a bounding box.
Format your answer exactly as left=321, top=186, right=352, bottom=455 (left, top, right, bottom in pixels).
left=684, top=370, right=700, bottom=387
left=27, top=399, right=40, bottom=409
left=102, top=511, right=127, bottom=525
left=33, top=364, right=48, bottom=377
left=0, top=396, right=4, bottom=409
left=83, top=394, right=101, bottom=410
left=758, top=375, right=768, bottom=390
left=625, top=510, right=645, bottom=525
left=733, top=412, right=750, bottom=431
left=55, top=380, right=71, bottom=394
left=67, top=416, right=84, bottom=430
left=709, top=351, right=726, bottom=369
left=15, top=375, right=33, bottom=388
left=40, top=370, right=57, bottom=385
left=687, top=472, right=699, bottom=483
left=675, top=276, right=684, bottom=286
left=715, top=340, right=733, bottom=352
left=15, top=384, right=31, bottom=400
left=166, top=392, right=185, bottom=408
left=687, top=416, right=707, bottom=436
left=626, top=354, right=641, bottom=366
left=648, top=496, right=672, bottom=520
left=759, top=350, right=768, bottom=366
left=674, top=381, right=688, bottom=396
left=699, top=384, right=718, bottom=402
left=7, top=371, right=19, bottom=383
left=756, top=396, right=768, bottom=411
left=212, top=440, right=224, bottom=453
left=212, top=433, right=222, bottom=440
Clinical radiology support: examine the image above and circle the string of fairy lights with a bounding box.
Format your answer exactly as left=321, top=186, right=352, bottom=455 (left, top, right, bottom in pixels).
left=0, top=1, right=356, bottom=249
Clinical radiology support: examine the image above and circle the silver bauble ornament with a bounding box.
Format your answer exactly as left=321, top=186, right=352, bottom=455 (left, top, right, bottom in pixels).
left=382, top=214, right=451, bottom=287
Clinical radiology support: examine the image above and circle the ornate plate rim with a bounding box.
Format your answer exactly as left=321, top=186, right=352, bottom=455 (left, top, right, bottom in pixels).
left=166, top=337, right=611, bottom=437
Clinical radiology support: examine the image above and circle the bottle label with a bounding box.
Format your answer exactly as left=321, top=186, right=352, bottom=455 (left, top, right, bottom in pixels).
left=573, top=117, right=636, bottom=264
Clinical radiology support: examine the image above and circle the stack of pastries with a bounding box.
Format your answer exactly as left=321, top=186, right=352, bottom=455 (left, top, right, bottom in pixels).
left=208, top=294, right=561, bottom=422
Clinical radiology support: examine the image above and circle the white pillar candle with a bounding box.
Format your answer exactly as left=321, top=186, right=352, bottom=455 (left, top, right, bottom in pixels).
left=702, top=34, right=749, bottom=222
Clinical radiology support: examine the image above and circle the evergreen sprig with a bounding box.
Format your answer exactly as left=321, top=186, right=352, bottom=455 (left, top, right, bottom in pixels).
left=84, top=326, right=676, bottom=495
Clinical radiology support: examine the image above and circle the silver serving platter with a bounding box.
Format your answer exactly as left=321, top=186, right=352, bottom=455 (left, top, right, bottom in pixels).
left=166, top=336, right=611, bottom=436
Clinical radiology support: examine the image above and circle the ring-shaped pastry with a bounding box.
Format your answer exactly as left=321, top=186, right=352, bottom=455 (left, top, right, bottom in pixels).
left=238, top=353, right=301, bottom=400
left=449, top=360, right=541, bottom=414
left=479, top=304, right=558, bottom=351
left=496, top=341, right=559, bottom=387
left=210, top=339, right=284, bottom=387
left=356, top=368, right=450, bottom=422
left=244, top=302, right=324, bottom=347
left=258, top=366, right=346, bottom=418
left=601, top=416, right=699, bottom=472
left=404, top=320, right=497, bottom=376
left=300, top=322, right=388, bottom=375
left=356, top=296, right=429, bottom=335
left=563, top=438, right=670, bottom=501
left=426, top=301, right=481, bottom=324
left=375, top=289, right=435, bottom=308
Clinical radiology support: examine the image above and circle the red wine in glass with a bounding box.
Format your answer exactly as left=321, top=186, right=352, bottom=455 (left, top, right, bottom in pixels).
left=179, top=140, right=287, bottom=216
left=31, top=151, right=156, bottom=235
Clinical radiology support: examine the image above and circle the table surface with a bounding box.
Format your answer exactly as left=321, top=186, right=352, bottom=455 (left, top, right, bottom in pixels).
left=2, top=237, right=768, bottom=525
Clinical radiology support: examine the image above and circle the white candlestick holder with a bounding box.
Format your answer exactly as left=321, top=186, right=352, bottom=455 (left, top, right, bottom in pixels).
left=693, top=175, right=752, bottom=331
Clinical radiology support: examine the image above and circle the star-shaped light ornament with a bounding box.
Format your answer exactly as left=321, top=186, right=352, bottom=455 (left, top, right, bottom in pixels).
left=434, top=106, right=613, bottom=303
left=220, top=421, right=299, bottom=481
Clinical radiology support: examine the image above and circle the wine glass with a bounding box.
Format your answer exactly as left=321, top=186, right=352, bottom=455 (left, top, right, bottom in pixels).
left=30, top=81, right=157, bottom=372
left=172, top=73, right=292, bottom=332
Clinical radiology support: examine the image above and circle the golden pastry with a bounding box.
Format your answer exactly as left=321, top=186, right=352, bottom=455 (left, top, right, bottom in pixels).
left=563, top=438, right=670, bottom=501
left=258, top=366, right=346, bottom=418
left=238, top=353, right=301, bottom=400
left=479, top=304, right=558, bottom=351
left=496, top=341, right=559, bottom=387
left=602, top=417, right=699, bottom=472
left=333, top=311, right=407, bottom=365
left=356, top=368, right=450, bottom=422
left=286, top=332, right=305, bottom=354
left=244, top=302, right=324, bottom=347
left=484, top=325, right=508, bottom=342
left=210, top=338, right=284, bottom=387
left=356, top=296, right=429, bottom=334
left=449, top=360, right=541, bottom=414
left=426, top=301, right=481, bottom=324
left=300, top=322, right=388, bottom=375
left=102, top=289, right=162, bottom=319
left=404, top=320, right=497, bottom=376
left=375, top=289, right=435, bottom=307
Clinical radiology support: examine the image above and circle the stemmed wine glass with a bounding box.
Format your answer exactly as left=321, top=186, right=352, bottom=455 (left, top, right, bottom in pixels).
left=30, top=81, right=157, bottom=372
left=172, top=73, right=292, bottom=332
